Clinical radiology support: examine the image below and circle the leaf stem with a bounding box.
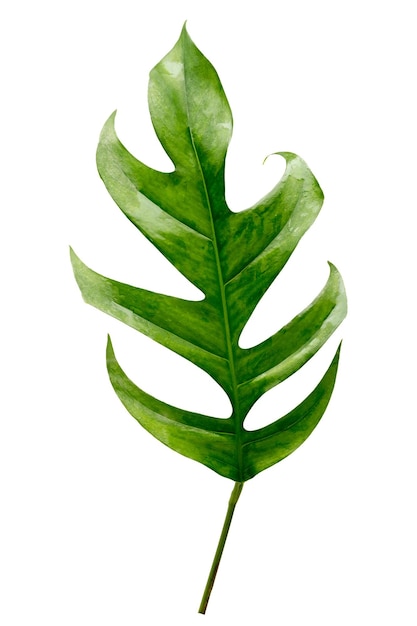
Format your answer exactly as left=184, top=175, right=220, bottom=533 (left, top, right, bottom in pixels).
left=198, top=481, right=244, bottom=614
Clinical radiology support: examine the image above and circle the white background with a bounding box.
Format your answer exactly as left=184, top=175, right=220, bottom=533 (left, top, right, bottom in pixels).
left=1, top=1, right=416, bottom=624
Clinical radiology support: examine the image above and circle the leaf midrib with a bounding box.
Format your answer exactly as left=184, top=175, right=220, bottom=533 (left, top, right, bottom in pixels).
left=181, top=47, right=243, bottom=479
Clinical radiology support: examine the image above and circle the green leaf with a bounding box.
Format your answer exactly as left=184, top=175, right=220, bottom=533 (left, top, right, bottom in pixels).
left=70, top=24, right=347, bottom=484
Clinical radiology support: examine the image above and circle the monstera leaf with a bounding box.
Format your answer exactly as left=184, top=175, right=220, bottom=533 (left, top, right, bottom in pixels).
left=71, top=24, right=347, bottom=613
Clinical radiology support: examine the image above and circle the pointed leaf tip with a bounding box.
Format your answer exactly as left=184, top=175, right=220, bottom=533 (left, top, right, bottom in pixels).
left=106, top=334, right=114, bottom=354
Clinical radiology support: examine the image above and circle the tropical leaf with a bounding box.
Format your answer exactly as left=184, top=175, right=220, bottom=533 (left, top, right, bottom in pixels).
left=70, top=24, right=347, bottom=612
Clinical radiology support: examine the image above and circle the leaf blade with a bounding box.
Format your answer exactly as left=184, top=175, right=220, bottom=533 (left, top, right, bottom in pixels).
left=71, top=25, right=347, bottom=483
left=223, top=153, right=325, bottom=339
left=236, top=262, right=347, bottom=413
left=106, top=337, right=238, bottom=480
left=242, top=343, right=342, bottom=480
left=70, top=248, right=232, bottom=394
